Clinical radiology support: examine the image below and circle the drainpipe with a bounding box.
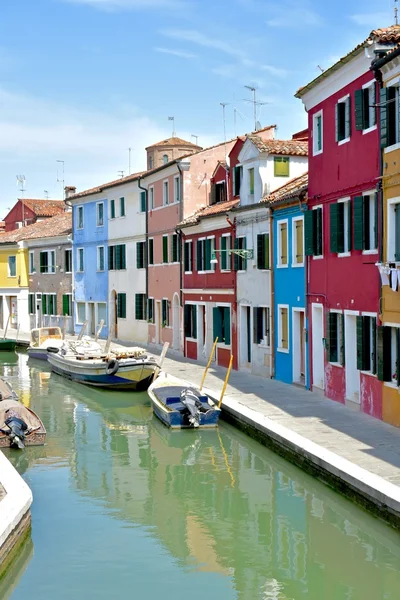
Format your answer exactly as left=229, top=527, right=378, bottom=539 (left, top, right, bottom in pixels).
left=372, top=68, right=384, bottom=323
left=226, top=215, right=237, bottom=370
left=138, top=176, right=149, bottom=313
left=177, top=163, right=184, bottom=309
left=269, top=206, right=275, bottom=379
left=63, top=192, right=75, bottom=334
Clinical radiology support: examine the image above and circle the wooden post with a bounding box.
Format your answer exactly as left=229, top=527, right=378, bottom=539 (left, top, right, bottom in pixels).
left=3, top=316, right=9, bottom=339
left=62, top=315, right=67, bottom=340
left=200, top=337, right=218, bottom=391
left=104, top=330, right=112, bottom=355
left=218, top=354, right=233, bottom=409
left=77, top=320, right=88, bottom=340
left=154, top=342, right=169, bottom=378
left=95, top=319, right=104, bottom=342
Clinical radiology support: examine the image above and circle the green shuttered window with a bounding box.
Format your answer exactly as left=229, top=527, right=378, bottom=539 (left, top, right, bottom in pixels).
left=136, top=242, right=146, bottom=269
left=171, top=234, right=179, bottom=263
left=135, top=294, right=146, bottom=320
left=213, top=306, right=231, bottom=345
left=117, top=293, right=127, bottom=319
left=184, top=305, right=197, bottom=339
left=110, top=199, right=115, bottom=219
left=147, top=298, right=154, bottom=322
left=184, top=240, right=192, bottom=272
left=163, top=236, right=168, bottom=263
left=326, top=312, right=344, bottom=365
left=377, top=326, right=394, bottom=382
left=148, top=239, right=154, bottom=265
left=355, top=85, right=376, bottom=132
left=304, top=208, right=323, bottom=256
left=162, top=299, right=169, bottom=326
left=108, top=245, right=126, bottom=270
left=28, top=294, right=35, bottom=314
left=336, top=96, right=351, bottom=142
left=140, top=192, right=146, bottom=213
left=257, top=233, right=270, bottom=269
left=119, top=197, right=125, bottom=217
left=62, top=294, right=72, bottom=317
left=196, top=239, right=214, bottom=271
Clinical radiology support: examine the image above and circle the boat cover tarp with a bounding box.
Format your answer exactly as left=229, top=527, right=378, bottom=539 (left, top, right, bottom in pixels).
left=0, top=400, right=40, bottom=431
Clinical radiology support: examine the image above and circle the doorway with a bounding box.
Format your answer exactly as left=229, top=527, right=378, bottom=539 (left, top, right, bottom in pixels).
left=311, top=303, right=324, bottom=390
left=345, top=312, right=360, bottom=404
left=172, top=293, right=180, bottom=350
left=240, top=305, right=251, bottom=368
left=88, top=302, right=95, bottom=335
left=197, top=304, right=206, bottom=359
left=293, top=308, right=306, bottom=384
left=155, top=300, right=161, bottom=344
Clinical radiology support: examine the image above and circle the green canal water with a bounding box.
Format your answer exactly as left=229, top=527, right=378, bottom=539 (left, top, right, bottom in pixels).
left=1, top=352, right=400, bottom=599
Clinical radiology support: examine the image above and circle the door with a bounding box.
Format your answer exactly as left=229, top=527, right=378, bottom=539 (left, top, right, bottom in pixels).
left=345, top=313, right=360, bottom=403
left=156, top=301, right=161, bottom=344
left=240, top=305, right=251, bottom=368
left=246, top=306, right=251, bottom=363
left=293, top=309, right=306, bottom=384
left=300, top=312, right=305, bottom=378
left=197, top=304, right=206, bottom=359
left=36, top=294, right=42, bottom=328
left=312, top=304, right=324, bottom=390
left=10, top=296, right=18, bottom=329
left=172, top=293, right=180, bottom=350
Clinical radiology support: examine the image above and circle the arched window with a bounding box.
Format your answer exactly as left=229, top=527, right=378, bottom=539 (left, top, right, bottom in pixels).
left=163, top=154, right=169, bottom=164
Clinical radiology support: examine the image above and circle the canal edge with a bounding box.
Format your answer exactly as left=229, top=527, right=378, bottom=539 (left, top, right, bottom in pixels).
left=0, top=450, right=33, bottom=575
left=201, top=387, right=400, bottom=530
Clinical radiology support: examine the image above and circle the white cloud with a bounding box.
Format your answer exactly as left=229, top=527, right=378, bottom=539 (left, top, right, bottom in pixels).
left=63, top=0, right=187, bottom=10
left=350, top=12, right=392, bottom=27
left=161, top=29, right=244, bottom=58
left=266, top=1, right=323, bottom=27
left=260, top=64, right=287, bottom=78
left=154, top=47, right=197, bottom=59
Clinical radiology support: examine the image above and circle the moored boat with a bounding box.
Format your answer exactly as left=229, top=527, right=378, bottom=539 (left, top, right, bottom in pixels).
left=27, top=326, right=64, bottom=361
left=148, top=372, right=221, bottom=429
left=0, top=399, right=46, bottom=448
left=0, top=339, right=17, bottom=352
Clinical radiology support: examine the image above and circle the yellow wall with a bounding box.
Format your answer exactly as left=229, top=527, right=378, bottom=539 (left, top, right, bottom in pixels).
left=0, top=246, right=28, bottom=288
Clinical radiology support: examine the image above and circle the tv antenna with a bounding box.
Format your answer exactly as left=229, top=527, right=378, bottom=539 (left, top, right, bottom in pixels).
left=118, top=170, right=125, bottom=179
left=56, top=160, right=65, bottom=199
left=395, top=0, right=399, bottom=26
left=16, top=175, right=26, bottom=226
left=234, top=107, right=246, bottom=137
left=191, top=134, right=199, bottom=145
left=128, top=147, right=131, bottom=175
left=168, top=116, right=175, bottom=137
left=317, top=65, right=325, bottom=73
left=44, top=190, right=49, bottom=199
left=243, top=85, right=269, bottom=131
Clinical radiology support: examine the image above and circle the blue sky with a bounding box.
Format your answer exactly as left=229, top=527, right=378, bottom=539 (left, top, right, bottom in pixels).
left=0, top=0, right=396, bottom=214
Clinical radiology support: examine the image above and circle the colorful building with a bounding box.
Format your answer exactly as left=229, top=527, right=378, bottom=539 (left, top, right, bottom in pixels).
left=265, top=173, right=308, bottom=386
left=295, top=26, right=400, bottom=416
left=3, top=198, right=65, bottom=231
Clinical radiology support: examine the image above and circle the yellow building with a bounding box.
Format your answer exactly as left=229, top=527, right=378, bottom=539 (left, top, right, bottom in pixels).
left=0, top=241, right=29, bottom=331
left=374, top=48, right=400, bottom=426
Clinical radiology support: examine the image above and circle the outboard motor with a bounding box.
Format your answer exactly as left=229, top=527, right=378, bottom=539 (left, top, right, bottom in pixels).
left=180, top=389, right=202, bottom=428
left=1, top=409, right=27, bottom=449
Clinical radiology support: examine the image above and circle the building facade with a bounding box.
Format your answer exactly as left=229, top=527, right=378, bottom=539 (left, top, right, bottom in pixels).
left=0, top=241, right=29, bottom=331
left=4, top=198, right=65, bottom=231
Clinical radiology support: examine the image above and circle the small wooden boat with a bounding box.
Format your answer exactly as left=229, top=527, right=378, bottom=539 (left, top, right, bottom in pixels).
left=27, top=326, right=63, bottom=361
left=0, top=399, right=46, bottom=448
left=148, top=372, right=221, bottom=429
left=0, top=339, right=16, bottom=352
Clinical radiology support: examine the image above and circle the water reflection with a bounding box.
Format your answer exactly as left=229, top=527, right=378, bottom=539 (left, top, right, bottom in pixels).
left=4, top=354, right=400, bottom=600
left=0, top=537, right=33, bottom=600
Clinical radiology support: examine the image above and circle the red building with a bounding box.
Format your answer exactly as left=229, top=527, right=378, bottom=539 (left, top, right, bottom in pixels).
left=296, top=26, right=400, bottom=417
left=4, top=199, right=65, bottom=231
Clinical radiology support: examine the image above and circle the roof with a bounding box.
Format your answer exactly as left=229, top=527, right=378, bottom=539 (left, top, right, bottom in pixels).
left=372, top=40, right=400, bottom=69
left=9, top=199, right=65, bottom=218
left=0, top=212, right=72, bottom=244
left=296, top=25, right=400, bottom=98
left=263, top=172, right=308, bottom=206
left=68, top=171, right=146, bottom=200
left=145, top=136, right=202, bottom=150
left=179, top=199, right=239, bottom=227
left=247, top=135, right=308, bottom=156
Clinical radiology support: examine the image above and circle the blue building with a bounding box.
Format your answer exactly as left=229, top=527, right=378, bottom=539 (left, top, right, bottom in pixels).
left=71, top=192, right=109, bottom=338
left=267, top=173, right=309, bottom=387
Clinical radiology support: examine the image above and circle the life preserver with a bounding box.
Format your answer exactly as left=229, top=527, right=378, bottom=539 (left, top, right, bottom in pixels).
left=47, top=347, right=60, bottom=354
left=106, top=358, right=119, bottom=376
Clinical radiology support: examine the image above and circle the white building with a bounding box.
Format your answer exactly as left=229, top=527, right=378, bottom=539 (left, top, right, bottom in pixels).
left=233, top=134, right=308, bottom=376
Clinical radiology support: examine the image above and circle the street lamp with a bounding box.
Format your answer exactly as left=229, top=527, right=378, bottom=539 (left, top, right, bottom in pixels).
left=210, top=248, right=254, bottom=264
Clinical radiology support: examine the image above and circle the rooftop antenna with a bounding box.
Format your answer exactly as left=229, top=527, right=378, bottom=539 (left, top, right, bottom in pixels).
left=44, top=190, right=49, bottom=199
left=233, top=107, right=246, bottom=137
left=191, top=134, right=198, bottom=145
left=243, top=85, right=269, bottom=131
left=16, top=175, right=26, bottom=226
left=317, top=65, right=325, bottom=73
left=56, top=160, right=65, bottom=200
left=220, top=103, right=230, bottom=200
left=128, top=148, right=131, bottom=175
left=168, top=116, right=175, bottom=137
left=395, top=0, right=399, bottom=25
left=118, top=170, right=125, bottom=179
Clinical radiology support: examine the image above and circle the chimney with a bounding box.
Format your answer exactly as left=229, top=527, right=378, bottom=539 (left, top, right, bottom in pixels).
left=64, top=186, right=76, bottom=199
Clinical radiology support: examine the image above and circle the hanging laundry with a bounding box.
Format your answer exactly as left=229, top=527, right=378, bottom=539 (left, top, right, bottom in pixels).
left=391, top=269, right=398, bottom=292
left=379, top=264, right=390, bottom=286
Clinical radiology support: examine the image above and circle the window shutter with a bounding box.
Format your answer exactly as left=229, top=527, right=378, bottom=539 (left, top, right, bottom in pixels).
left=345, top=96, right=351, bottom=139
left=371, top=84, right=377, bottom=126
left=242, top=237, right=248, bottom=270
left=315, top=208, right=323, bottom=256
left=328, top=313, right=338, bottom=362
left=330, top=203, right=339, bottom=253
left=233, top=238, right=239, bottom=271
left=356, top=315, right=365, bottom=370
left=108, top=246, right=112, bottom=270
left=171, top=235, right=178, bottom=263
left=340, top=313, right=345, bottom=366
left=213, top=307, right=222, bottom=341
left=62, top=295, right=69, bottom=316
left=110, top=199, right=115, bottom=219
left=136, top=243, right=142, bottom=269
left=115, top=245, right=121, bottom=270
left=353, top=196, right=364, bottom=250
left=304, top=210, right=315, bottom=256
left=377, top=326, right=392, bottom=381
left=196, top=240, right=202, bottom=270
left=374, top=192, right=378, bottom=250
left=163, top=236, right=168, bottom=263
left=265, top=233, right=270, bottom=269
left=335, top=103, right=339, bottom=142
left=184, top=305, right=190, bottom=337
left=205, top=239, right=212, bottom=270
left=120, top=245, right=126, bottom=269
left=347, top=201, right=352, bottom=252
left=221, top=236, right=227, bottom=270
left=371, top=318, right=377, bottom=375
left=42, top=294, right=47, bottom=314
left=257, top=234, right=264, bottom=269
left=354, top=89, right=364, bottom=130
left=210, top=184, right=216, bottom=205
left=380, top=87, right=388, bottom=148
left=184, top=242, right=189, bottom=271
left=149, top=239, right=154, bottom=265
left=395, top=205, right=400, bottom=261
left=192, top=306, right=197, bottom=339
left=140, top=191, right=146, bottom=212
left=224, top=307, right=231, bottom=345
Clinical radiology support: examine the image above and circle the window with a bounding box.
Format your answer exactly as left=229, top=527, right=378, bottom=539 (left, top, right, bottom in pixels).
left=77, top=302, right=86, bottom=323
left=184, top=240, right=193, bottom=272
left=29, top=251, right=35, bottom=274
left=77, top=248, right=84, bottom=272
left=330, top=200, right=351, bottom=254
left=213, top=306, right=231, bottom=345
left=174, top=176, right=180, bottom=202
left=278, top=305, right=289, bottom=352
left=196, top=238, right=214, bottom=272
left=162, top=299, right=170, bottom=326
left=62, top=294, right=72, bottom=317
left=277, top=221, right=288, bottom=266
left=212, top=181, right=226, bottom=204
left=108, top=244, right=126, bottom=270
left=234, top=237, right=247, bottom=271
left=97, top=246, right=105, bottom=271
left=336, top=95, right=351, bottom=143
left=353, top=193, right=377, bottom=253
left=248, top=168, right=255, bottom=195
left=40, top=250, right=56, bottom=274
left=77, top=206, right=84, bottom=229
left=43, top=294, right=57, bottom=316
left=136, top=241, right=146, bottom=269
left=233, top=166, right=242, bottom=197
left=65, top=249, right=72, bottom=273
left=163, top=235, right=169, bottom=263
left=135, top=293, right=146, bottom=320
left=274, top=156, right=290, bottom=177
left=312, top=110, right=323, bottom=155
left=96, top=202, right=104, bottom=226
left=140, top=192, right=146, bottom=213
left=253, top=307, right=270, bottom=346
left=171, top=234, right=179, bottom=263
left=292, top=218, right=304, bottom=266
left=148, top=155, right=153, bottom=170
left=326, top=312, right=344, bottom=364
left=380, top=85, right=400, bottom=148
left=220, top=234, right=232, bottom=271
left=163, top=181, right=169, bottom=205
left=117, top=293, right=127, bottom=319
left=304, top=207, right=323, bottom=257
left=356, top=315, right=377, bottom=374
left=376, top=326, right=397, bottom=382
left=110, top=199, right=115, bottom=219
left=147, top=298, right=154, bottom=323
left=97, top=302, right=107, bottom=326
left=355, top=83, right=376, bottom=132
left=163, top=154, right=169, bottom=164
left=148, top=239, right=154, bottom=265
left=184, top=304, right=197, bottom=339
left=257, top=233, right=270, bottom=270
left=149, top=187, right=154, bottom=210
left=28, top=293, right=35, bottom=314
left=119, top=197, right=125, bottom=217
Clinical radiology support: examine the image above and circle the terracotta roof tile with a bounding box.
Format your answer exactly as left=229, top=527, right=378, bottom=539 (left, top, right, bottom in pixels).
left=145, top=136, right=202, bottom=150
left=0, top=213, right=72, bottom=244
left=247, top=135, right=308, bottom=156
left=68, top=171, right=146, bottom=199
left=16, top=199, right=65, bottom=217
left=179, top=199, right=239, bottom=227
left=263, top=172, right=308, bottom=205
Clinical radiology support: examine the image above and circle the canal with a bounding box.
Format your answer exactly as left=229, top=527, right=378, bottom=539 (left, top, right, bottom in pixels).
left=2, top=352, right=400, bottom=599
